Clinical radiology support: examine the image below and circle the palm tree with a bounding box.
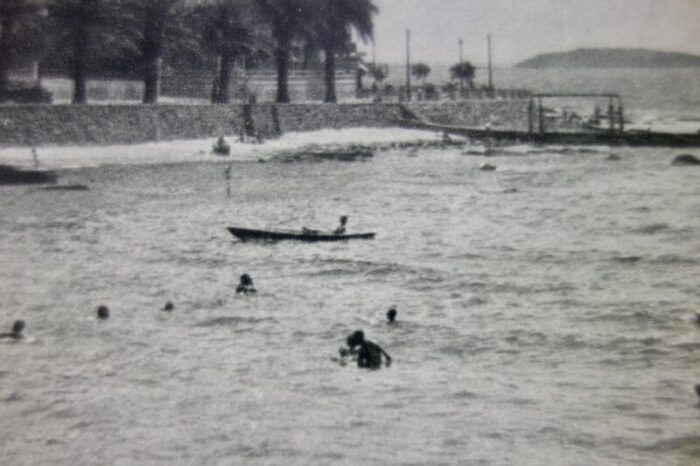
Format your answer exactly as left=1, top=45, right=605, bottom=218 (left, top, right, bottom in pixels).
left=255, top=0, right=310, bottom=103
left=313, top=0, right=377, bottom=103
left=411, top=62, right=430, bottom=84
left=0, top=0, right=44, bottom=93
left=194, top=0, right=265, bottom=103
left=450, top=61, right=475, bottom=91
left=119, top=0, right=185, bottom=104
left=367, top=62, right=386, bottom=83
left=47, top=0, right=117, bottom=104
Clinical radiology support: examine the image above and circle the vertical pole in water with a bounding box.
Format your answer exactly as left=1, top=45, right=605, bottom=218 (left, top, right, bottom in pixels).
left=405, top=29, right=411, bottom=101
left=528, top=97, right=534, bottom=135
left=31, top=147, right=39, bottom=168
left=538, top=97, right=545, bottom=134
left=608, top=98, right=614, bottom=132
left=487, top=34, right=494, bottom=97
left=225, top=165, right=231, bottom=197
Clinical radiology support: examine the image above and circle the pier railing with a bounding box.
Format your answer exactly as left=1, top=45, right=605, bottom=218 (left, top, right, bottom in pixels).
left=528, top=93, right=625, bottom=135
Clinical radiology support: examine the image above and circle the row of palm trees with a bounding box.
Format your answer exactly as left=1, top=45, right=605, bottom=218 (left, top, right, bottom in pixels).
left=0, top=0, right=378, bottom=104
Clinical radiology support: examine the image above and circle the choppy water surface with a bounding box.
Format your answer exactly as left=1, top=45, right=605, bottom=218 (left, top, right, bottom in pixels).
left=1, top=145, right=699, bottom=465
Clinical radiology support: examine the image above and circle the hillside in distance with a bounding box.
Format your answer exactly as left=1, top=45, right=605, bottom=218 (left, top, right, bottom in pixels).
left=516, top=48, right=700, bottom=69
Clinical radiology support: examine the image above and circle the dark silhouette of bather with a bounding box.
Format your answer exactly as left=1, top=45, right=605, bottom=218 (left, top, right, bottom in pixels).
left=96, top=305, right=110, bottom=320
left=236, top=273, right=257, bottom=294
left=345, top=330, right=391, bottom=369
left=0, top=320, right=25, bottom=340
left=387, top=308, right=397, bottom=324
left=163, top=301, right=174, bottom=311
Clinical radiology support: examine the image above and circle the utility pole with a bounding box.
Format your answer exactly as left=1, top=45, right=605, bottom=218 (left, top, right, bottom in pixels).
left=487, top=34, right=494, bottom=95
left=372, top=38, right=376, bottom=68
left=405, top=29, right=411, bottom=101
left=458, top=38, right=464, bottom=94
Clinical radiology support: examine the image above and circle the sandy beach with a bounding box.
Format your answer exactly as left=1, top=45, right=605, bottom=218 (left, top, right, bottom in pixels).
left=0, top=127, right=445, bottom=170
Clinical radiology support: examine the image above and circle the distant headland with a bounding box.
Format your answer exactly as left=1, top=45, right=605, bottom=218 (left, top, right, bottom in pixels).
left=516, top=48, right=700, bottom=69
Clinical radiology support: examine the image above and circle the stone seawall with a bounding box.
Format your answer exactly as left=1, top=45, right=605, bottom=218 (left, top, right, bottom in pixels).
left=0, top=101, right=528, bottom=147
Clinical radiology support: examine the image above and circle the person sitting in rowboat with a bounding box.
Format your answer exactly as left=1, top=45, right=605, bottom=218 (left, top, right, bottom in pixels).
left=236, top=273, right=257, bottom=294
left=0, top=320, right=25, bottom=340
left=333, top=216, right=348, bottom=235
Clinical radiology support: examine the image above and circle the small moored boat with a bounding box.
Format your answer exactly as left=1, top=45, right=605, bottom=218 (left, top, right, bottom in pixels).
left=0, top=164, right=57, bottom=185
left=227, top=226, right=376, bottom=242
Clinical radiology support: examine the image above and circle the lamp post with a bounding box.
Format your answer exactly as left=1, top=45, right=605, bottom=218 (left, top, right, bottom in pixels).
left=405, top=29, right=411, bottom=101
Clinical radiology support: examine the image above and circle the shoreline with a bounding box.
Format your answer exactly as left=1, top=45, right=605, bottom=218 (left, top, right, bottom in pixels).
left=0, top=127, right=451, bottom=170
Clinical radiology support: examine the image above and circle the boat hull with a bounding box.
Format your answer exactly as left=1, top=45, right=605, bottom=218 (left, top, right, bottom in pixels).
left=227, top=227, right=376, bottom=242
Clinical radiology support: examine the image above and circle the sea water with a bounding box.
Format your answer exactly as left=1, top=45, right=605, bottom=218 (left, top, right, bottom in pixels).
left=0, top=141, right=699, bottom=465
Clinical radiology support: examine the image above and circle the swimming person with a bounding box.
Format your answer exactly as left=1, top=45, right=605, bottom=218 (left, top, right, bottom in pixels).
left=0, top=320, right=25, bottom=340
left=163, top=301, right=174, bottom=312
left=334, top=216, right=348, bottom=235
left=96, top=305, right=110, bottom=320
left=386, top=308, right=397, bottom=324
left=345, top=330, right=392, bottom=369
left=236, top=273, right=257, bottom=294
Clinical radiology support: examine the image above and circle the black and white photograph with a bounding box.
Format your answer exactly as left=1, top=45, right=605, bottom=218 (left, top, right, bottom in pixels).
left=1, top=0, right=699, bottom=464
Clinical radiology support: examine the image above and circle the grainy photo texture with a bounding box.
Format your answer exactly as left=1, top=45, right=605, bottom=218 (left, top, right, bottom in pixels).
left=1, top=0, right=699, bottom=464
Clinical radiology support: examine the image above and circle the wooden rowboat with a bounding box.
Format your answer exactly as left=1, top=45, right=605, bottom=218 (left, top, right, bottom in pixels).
left=227, top=226, right=376, bottom=242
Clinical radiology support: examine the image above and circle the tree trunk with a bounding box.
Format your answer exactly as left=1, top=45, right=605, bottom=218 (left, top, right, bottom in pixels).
left=143, top=55, right=161, bottom=104
left=0, top=16, right=16, bottom=92
left=72, top=18, right=88, bottom=104
left=275, top=32, right=290, bottom=103
left=142, top=6, right=164, bottom=105
left=275, top=48, right=289, bottom=103
left=323, top=44, right=336, bottom=103
left=215, top=48, right=234, bottom=104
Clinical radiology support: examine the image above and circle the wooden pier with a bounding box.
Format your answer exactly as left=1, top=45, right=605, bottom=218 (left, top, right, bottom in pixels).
left=401, top=93, right=700, bottom=148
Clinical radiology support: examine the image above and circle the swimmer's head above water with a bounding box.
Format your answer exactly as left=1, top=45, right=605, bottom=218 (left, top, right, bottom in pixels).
left=346, top=330, right=365, bottom=348
left=163, top=301, right=174, bottom=312
left=1, top=320, right=25, bottom=340
left=12, top=320, right=25, bottom=335
left=387, top=308, right=397, bottom=323
left=236, top=273, right=257, bottom=294
left=96, top=305, right=110, bottom=320
left=240, top=273, right=253, bottom=287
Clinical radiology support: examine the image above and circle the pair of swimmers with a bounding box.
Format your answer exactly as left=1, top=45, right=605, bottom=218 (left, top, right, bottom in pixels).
left=95, top=300, right=174, bottom=321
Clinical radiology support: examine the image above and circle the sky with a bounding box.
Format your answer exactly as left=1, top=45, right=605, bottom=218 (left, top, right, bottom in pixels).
left=358, top=0, right=700, bottom=66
